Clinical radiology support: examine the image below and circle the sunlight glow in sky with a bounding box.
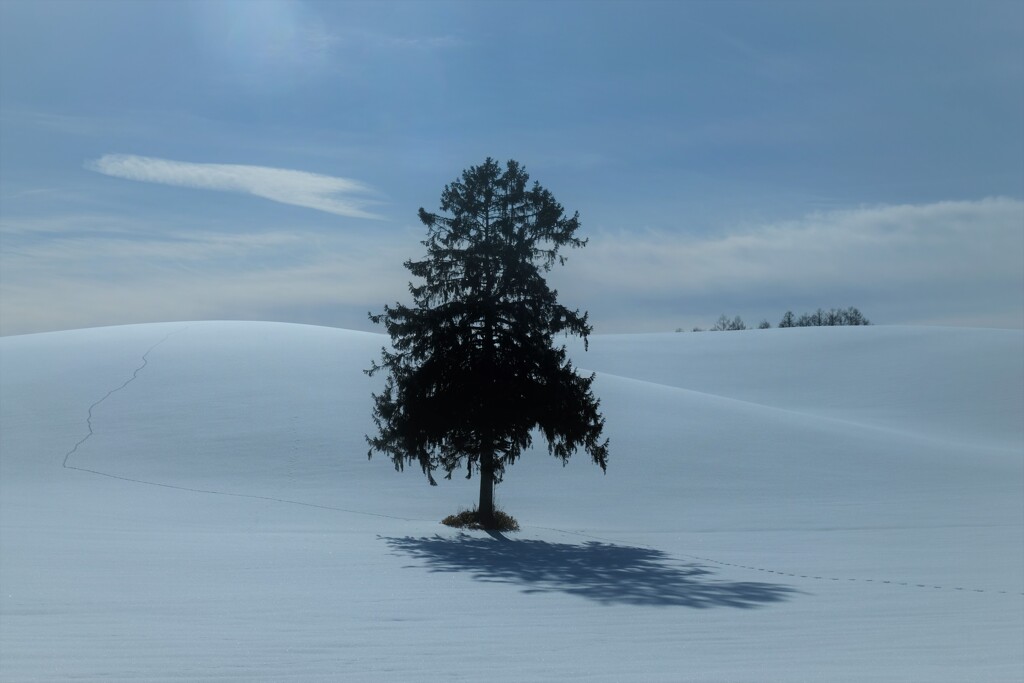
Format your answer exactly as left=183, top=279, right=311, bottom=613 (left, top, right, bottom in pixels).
left=1, top=0, right=1021, bottom=335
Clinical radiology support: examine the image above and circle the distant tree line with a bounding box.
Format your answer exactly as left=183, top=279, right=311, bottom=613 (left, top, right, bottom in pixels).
left=711, top=314, right=748, bottom=331
left=680, top=307, right=870, bottom=332
left=778, top=307, right=870, bottom=327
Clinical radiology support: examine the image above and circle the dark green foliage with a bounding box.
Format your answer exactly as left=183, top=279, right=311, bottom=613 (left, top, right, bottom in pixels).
left=441, top=506, right=521, bottom=532
left=366, top=158, right=608, bottom=528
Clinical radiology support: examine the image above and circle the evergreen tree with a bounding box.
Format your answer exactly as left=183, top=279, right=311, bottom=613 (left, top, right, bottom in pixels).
left=366, top=158, right=608, bottom=529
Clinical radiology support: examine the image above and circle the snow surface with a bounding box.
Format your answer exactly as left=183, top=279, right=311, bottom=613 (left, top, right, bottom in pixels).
left=1, top=321, right=1021, bottom=681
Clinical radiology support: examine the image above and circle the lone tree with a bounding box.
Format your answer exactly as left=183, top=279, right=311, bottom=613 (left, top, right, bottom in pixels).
left=366, top=158, right=608, bottom=529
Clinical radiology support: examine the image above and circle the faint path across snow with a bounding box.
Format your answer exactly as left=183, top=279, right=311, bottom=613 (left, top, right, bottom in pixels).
left=58, top=324, right=419, bottom=523
left=62, top=326, right=189, bottom=471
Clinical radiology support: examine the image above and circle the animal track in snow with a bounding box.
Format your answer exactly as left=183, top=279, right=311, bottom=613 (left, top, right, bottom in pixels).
left=62, top=327, right=187, bottom=471
left=59, top=326, right=417, bottom=522
left=532, top=525, right=1024, bottom=598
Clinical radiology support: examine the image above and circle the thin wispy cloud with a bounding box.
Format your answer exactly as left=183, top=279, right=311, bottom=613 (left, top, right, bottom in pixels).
left=366, top=31, right=464, bottom=50
left=88, top=154, right=382, bottom=219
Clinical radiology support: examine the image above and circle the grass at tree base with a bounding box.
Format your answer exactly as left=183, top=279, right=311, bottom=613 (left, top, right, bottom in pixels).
left=441, top=506, right=520, bottom=532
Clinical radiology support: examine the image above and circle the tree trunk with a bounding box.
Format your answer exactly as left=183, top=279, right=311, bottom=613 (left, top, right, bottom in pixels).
left=478, top=449, right=496, bottom=529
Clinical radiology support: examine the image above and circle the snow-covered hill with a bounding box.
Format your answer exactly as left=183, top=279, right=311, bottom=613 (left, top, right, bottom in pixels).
left=1, top=321, right=1021, bottom=681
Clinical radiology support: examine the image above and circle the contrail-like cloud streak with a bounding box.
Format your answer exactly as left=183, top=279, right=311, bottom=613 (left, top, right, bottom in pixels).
left=89, top=154, right=381, bottom=218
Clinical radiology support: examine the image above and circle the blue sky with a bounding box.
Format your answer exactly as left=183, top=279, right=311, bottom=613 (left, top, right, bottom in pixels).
left=1, top=0, right=1021, bottom=335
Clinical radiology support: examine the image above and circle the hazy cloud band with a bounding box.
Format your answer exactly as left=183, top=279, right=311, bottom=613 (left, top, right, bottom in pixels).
left=2, top=198, right=1021, bottom=335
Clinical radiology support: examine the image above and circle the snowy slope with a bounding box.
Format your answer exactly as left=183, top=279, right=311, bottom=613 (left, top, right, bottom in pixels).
left=1, top=321, right=1021, bottom=681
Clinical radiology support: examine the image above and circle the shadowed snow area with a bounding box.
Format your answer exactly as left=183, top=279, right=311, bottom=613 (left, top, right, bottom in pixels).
left=1, top=321, right=1021, bottom=681
left=384, top=534, right=796, bottom=608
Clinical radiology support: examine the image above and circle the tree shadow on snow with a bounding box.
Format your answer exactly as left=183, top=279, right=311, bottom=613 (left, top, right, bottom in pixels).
left=382, top=533, right=796, bottom=608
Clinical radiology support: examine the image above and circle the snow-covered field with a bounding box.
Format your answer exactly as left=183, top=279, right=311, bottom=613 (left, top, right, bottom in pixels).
left=1, top=321, right=1021, bottom=681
